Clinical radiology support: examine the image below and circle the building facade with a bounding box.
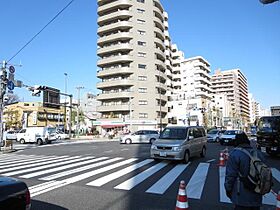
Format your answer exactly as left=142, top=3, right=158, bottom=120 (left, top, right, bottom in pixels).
left=271, top=106, right=280, bottom=116
left=96, top=0, right=169, bottom=132
left=211, top=69, right=250, bottom=129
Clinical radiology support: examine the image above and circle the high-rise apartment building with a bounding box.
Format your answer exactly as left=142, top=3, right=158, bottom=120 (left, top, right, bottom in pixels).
left=96, top=0, right=168, bottom=131
left=211, top=69, right=250, bottom=127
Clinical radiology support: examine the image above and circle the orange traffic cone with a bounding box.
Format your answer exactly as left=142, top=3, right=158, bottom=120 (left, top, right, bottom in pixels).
left=276, top=191, right=280, bottom=210
left=218, top=151, right=225, bottom=167
left=175, top=180, right=189, bottom=210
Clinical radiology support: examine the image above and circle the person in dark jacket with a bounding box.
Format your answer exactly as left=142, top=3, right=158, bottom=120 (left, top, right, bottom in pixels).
left=224, top=132, right=263, bottom=210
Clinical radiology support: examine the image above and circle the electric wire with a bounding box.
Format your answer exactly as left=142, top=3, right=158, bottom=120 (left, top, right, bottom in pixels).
left=8, top=0, right=75, bottom=63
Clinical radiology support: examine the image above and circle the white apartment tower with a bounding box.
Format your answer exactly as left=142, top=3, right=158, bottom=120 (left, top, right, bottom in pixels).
left=211, top=69, right=250, bottom=127
left=96, top=0, right=168, bottom=131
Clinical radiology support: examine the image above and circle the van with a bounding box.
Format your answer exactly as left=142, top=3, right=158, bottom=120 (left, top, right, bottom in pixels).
left=150, top=126, right=207, bottom=163
left=17, top=127, right=57, bottom=145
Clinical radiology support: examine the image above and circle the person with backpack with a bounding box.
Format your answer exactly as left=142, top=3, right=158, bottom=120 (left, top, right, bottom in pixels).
left=224, top=132, right=272, bottom=210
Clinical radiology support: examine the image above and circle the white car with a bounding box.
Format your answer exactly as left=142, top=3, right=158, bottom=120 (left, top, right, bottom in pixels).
left=3, top=130, right=18, bottom=141
left=120, top=130, right=159, bottom=144
left=55, top=131, right=70, bottom=140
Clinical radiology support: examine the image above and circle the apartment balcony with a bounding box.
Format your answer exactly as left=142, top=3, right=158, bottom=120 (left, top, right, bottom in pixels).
left=164, top=39, right=170, bottom=47
left=97, top=79, right=133, bottom=89
left=97, top=104, right=130, bottom=112
left=98, top=21, right=133, bottom=36
left=172, top=59, right=180, bottom=65
left=164, top=21, right=169, bottom=29
left=165, top=59, right=171, bottom=67
left=153, top=0, right=164, bottom=13
left=154, top=19, right=164, bottom=32
left=163, top=11, right=168, bottom=19
left=97, top=54, right=133, bottom=67
left=155, top=48, right=165, bottom=61
left=195, top=83, right=212, bottom=92
left=155, top=58, right=166, bottom=69
left=97, top=43, right=133, bottom=56
left=97, top=91, right=133, bottom=100
left=155, top=82, right=168, bottom=91
left=173, top=81, right=181, bottom=87
left=164, top=50, right=170, bottom=57
left=156, top=105, right=168, bottom=113
left=154, top=37, right=165, bottom=50
left=98, top=32, right=133, bottom=46
left=194, top=77, right=211, bottom=85
left=195, top=70, right=211, bottom=79
left=173, top=66, right=181, bottom=72
left=195, top=91, right=212, bottom=99
left=156, top=69, right=168, bottom=81
left=98, top=10, right=133, bottom=25
left=98, top=0, right=132, bottom=15
left=164, top=30, right=170, bottom=38
left=156, top=117, right=168, bottom=125
left=153, top=7, right=164, bottom=21
left=193, top=62, right=211, bottom=73
left=211, top=79, right=234, bottom=84
left=97, top=67, right=133, bottom=78
left=155, top=94, right=168, bottom=102
left=154, top=27, right=164, bottom=40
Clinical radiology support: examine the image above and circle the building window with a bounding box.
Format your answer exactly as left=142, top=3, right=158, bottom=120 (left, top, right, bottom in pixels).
left=137, top=30, right=146, bottom=35
left=137, top=19, right=145, bottom=24
left=138, top=64, right=146, bottom=69
left=137, top=8, right=145, bottom=13
left=138, top=52, right=146, bottom=57
left=138, top=76, right=147, bottom=81
left=138, top=41, right=146, bottom=46
left=137, top=0, right=145, bottom=3
left=138, top=88, right=147, bottom=93
left=139, top=113, right=148, bottom=118
left=139, top=100, right=148, bottom=105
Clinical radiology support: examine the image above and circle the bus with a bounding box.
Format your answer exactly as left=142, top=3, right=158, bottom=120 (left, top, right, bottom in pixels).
left=256, top=116, right=280, bottom=156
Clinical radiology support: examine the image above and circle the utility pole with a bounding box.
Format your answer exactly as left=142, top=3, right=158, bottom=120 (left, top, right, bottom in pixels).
left=76, top=86, right=84, bottom=138
left=64, top=73, right=68, bottom=130
left=0, top=61, right=7, bottom=147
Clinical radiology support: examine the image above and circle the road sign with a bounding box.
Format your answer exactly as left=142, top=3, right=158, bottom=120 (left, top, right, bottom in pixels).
left=7, top=80, right=15, bottom=90
left=9, top=66, right=15, bottom=74
left=8, top=73, right=14, bottom=81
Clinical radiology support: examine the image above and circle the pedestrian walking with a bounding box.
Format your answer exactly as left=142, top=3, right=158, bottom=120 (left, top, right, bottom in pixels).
left=224, top=133, right=270, bottom=210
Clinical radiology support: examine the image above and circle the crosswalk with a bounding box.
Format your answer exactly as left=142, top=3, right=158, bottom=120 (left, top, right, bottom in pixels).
left=0, top=153, right=279, bottom=206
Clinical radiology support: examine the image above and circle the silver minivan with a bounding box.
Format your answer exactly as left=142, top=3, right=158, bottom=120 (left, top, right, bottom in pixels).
left=150, top=126, right=207, bottom=163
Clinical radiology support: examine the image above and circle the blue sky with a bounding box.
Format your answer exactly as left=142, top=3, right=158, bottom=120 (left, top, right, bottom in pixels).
left=0, top=0, right=279, bottom=108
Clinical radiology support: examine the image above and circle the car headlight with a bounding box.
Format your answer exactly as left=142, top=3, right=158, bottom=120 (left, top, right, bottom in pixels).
left=151, top=145, right=157, bottom=150
left=173, top=146, right=181, bottom=152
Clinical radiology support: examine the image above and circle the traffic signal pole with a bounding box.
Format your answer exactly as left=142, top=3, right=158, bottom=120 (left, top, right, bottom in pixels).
left=0, top=61, right=7, bottom=147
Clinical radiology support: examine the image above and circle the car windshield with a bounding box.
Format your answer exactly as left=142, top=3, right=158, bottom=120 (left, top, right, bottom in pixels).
left=208, top=130, right=219, bottom=134
left=258, top=116, right=280, bottom=133
left=223, top=130, right=238, bottom=135
left=160, top=128, right=188, bottom=140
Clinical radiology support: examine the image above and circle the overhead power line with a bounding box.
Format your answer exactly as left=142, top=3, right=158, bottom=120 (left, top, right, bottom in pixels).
left=8, top=0, right=75, bottom=63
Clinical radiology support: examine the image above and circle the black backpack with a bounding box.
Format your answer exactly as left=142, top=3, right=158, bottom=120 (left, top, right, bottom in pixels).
left=237, top=148, right=272, bottom=195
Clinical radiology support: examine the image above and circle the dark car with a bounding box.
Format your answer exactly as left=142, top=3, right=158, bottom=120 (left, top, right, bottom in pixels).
left=0, top=176, right=31, bottom=210
left=219, top=130, right=244, bottom=145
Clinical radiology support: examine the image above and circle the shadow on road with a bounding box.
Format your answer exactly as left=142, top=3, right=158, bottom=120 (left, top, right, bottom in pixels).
left=31, top=200, right=69, bottom=210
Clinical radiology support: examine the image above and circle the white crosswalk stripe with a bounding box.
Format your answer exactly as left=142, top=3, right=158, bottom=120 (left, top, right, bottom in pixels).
left=0, top=154, right=279, bottom=207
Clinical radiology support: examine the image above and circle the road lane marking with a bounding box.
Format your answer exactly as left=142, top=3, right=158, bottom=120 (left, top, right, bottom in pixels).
left=146, top=163, right=190, bottom=194
left=0, top=156, right=58, bottom=169
left=20, top=157, right=112, bottom=179
left=40, top=157, right=124, bottom=181
left=114, top=162, right=169, bottom=190
left=2, top=156, right=84, bottom=176
left=206, top=159, right=216, bottom=163
left=0, top=156, right=72, bottom=174
left=186, top=163, right=209, bottom=199
left=121, top=148, right=129, bottom=151
left=0, top=155, right=41, bottom=163
left=104, top=150, right=113, bottom=153
left=30, top=158, right=137, bottom=197
left=272, top=168, right=280, bottom=183
left=219, top=166, right=231, bottom=203
left=86, top=159, right=154, bottom=187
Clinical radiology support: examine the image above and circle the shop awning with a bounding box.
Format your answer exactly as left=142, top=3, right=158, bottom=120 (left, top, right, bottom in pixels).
left=101, top=124, right=125, bottom=128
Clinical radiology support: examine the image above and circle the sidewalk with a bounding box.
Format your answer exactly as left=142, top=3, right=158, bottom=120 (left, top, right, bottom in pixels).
left=68, top=135, right=120, bottom=142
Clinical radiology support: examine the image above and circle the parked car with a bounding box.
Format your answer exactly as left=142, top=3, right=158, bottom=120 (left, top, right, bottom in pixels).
left=207, top=129, right=225, bottom=142
left=150, top=126, right=207, bottom=163
left=219, top=130, right=244, bottom=145
left=17, top=127, right=57, bottom=145
left=0, top=176, right=31, bottom=210
left=55, top=131, right=70, bottom=140
left=3, top=130, right=18, bottom=141
left=120, top=130, right=159, bottom=144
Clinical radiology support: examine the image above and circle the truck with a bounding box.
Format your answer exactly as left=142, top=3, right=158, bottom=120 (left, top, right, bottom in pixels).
left=256, top=116, right=280, bottom=156
left=17, top=127, right=57, bottom=145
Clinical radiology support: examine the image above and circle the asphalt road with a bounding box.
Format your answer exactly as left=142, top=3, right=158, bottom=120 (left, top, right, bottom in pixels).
left=0, top=138, right=279, bottom=210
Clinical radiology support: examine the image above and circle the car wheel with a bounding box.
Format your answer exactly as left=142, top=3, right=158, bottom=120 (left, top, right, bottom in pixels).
left=200, top=146, right=206, bottom=158
left=125, top=139, right=132, bottom=144
left=58, top=136, right=61, bottom=140
left=215, top=137, right=219, bottom=142
left=150, top=138, right=156, bottom=144
left=20, top=139, right=25, bottom=144
left=184, top=151, right=190, bottom=163
left=37, top=138, right=43, bottom=145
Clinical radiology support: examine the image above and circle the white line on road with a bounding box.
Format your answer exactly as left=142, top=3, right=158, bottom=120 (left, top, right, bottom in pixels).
left=40, top=157, right=124, bottom=181
left=206, top=159, right=216, bottom=163
left=114, top=162, right=169, bottom=191
left=30, top=158, right=137, bottom=197
left=186, top=163, right=209, bottom=199
left=146, top=163, right=189, bottom=194
left=104, top=150, right=113, bottom=153
left=86, top=159, right=154, bottom=187
left=219, top=166, right=231, bottom=203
